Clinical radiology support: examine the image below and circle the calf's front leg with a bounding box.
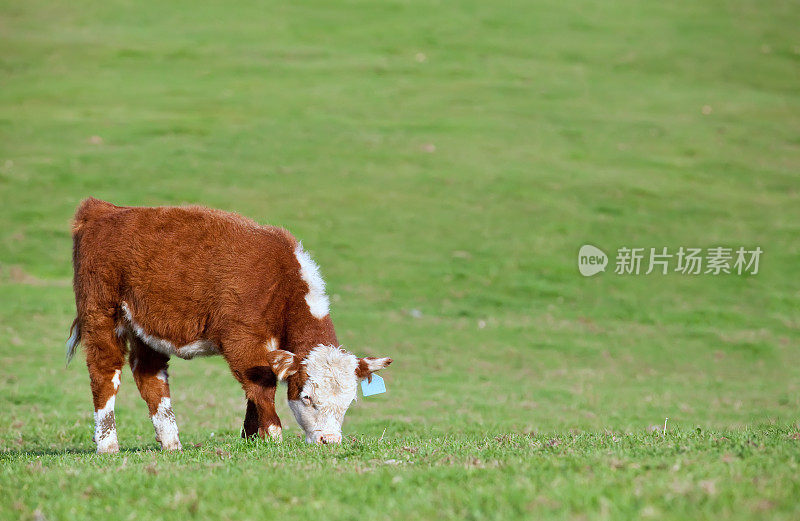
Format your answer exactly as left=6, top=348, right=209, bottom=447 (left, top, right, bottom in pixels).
left=231, top=362, right=283, bottom=441
left=242, top=399, right=262, bottom=439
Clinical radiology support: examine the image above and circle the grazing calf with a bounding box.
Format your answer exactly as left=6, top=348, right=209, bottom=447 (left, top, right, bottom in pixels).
left=66, top=198, right=392, bottom=453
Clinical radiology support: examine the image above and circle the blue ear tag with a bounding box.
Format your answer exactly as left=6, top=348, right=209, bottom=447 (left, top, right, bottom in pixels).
left=360, top=374, right=386, bottom=397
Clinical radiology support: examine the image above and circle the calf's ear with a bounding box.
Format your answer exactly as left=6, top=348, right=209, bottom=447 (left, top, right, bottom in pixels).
left=356, top=357, right=393, bottom=381
left=266, top=350, right=300, bottom=381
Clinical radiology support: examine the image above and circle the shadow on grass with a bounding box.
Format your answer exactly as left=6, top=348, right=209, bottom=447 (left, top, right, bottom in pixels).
left=0, top=445, right=161, bottom=458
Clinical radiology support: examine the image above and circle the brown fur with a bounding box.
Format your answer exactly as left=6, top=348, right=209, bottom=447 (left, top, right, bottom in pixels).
left=69, top=197, right=390, bottom=450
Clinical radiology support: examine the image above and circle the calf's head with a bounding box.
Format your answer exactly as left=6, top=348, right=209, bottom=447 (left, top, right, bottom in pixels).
left=267, top=344, right=392, bottom=444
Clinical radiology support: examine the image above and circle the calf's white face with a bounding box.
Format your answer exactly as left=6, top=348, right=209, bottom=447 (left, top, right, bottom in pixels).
left=280, top=345, right=391, bottom=444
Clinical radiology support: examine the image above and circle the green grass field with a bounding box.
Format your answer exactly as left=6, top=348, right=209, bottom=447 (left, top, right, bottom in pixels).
left=1, top=0, right=799, bottom=519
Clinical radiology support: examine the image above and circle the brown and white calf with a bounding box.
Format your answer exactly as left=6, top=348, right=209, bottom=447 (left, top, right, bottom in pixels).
left=66, top=198, right=392, bottom=453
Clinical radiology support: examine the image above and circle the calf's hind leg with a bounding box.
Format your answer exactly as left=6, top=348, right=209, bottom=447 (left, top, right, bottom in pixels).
left=129, top=336, right=182, bottom=450
left=83, top=314, right=126, bottom=454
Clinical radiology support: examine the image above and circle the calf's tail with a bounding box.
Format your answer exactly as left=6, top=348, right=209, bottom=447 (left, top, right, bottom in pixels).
left=66, top=317, right=81, bottom=366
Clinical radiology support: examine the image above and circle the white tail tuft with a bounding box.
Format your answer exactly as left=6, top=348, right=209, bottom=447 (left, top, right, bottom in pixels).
left=65, top=318, right=80, bottom=366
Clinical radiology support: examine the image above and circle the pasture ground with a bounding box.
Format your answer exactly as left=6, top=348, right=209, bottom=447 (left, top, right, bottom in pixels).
left=1, top=0, right=799, bottom=519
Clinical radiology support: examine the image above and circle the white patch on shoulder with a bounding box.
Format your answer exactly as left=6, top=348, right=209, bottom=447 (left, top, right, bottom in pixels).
left=265, top=337, right=279, bottom=351
left=151, top=397, right=181, bottom=451
left=111, top=369, right=121, bottom=390
left=121, top=302, right=219, bottom=360
left=94, top=395, right=119, bottom=454
left=294, top=243, right=330, bottom=319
